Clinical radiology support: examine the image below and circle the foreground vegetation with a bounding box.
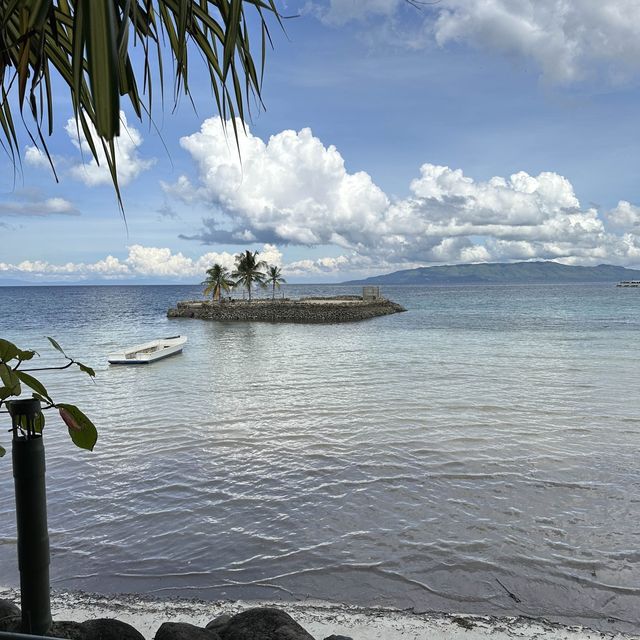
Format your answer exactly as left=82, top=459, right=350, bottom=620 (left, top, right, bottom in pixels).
left=0, top=1, right=280, bottom=208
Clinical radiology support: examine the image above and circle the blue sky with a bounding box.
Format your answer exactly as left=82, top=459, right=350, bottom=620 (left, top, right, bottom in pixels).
left=2, top=0, right=640, bottom=283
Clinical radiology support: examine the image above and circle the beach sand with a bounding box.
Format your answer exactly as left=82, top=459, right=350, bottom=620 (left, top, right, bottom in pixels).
left=1, top=588, right=636, bottom=640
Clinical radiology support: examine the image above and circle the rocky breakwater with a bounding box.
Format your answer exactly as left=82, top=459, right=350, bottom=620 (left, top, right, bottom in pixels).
left=167, top=296, right=406, bottom=324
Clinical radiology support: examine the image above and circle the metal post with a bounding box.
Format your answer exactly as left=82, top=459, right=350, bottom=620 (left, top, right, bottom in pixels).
left=8, top=399, right=52, bottom=636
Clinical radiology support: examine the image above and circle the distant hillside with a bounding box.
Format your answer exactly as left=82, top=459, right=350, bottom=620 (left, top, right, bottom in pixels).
left=344, top=262, right=640, bottom=285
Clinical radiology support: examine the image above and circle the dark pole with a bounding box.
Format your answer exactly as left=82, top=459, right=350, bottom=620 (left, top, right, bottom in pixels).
left=8, top=399, right=52, bottom=636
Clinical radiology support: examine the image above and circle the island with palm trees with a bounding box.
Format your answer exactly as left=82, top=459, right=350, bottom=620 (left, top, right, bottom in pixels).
left=168, top=250, right=406, bottom=324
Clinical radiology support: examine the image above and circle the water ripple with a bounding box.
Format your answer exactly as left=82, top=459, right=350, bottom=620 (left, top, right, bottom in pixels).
left=1, top=283, right=640, bottom=632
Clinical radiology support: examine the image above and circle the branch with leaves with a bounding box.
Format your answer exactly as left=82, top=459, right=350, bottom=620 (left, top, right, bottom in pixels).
left=0, top=337, right=97, bottom=458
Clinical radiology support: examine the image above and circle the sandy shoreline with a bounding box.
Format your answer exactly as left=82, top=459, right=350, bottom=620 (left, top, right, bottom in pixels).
left=1, top=587, right=637, bottom=640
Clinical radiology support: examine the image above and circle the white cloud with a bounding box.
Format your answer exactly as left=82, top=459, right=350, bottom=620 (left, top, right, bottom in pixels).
left=172, top=117, right=389, bottom=248
left=169, top=117, right=640, bottom=270
left=607, top=200, right=640, bottom=230
left=0, top=190, right=79, bottom=217
left=433, top=0, right=640, bottom=84
left=24, top=146, right=51, bottom=169
left=315, top=0, right=640, bottom=84
left=0, top=244, right=283, bottom=281
left=65, top=112, right=155, bottom=187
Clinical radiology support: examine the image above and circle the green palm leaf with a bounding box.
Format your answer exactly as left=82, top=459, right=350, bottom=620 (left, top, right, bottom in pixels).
left=0, top=0, right=281, bottom=210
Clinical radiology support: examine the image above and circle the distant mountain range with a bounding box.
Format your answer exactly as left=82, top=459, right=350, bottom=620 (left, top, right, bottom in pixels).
left=343, top=261, right=640, bottom=285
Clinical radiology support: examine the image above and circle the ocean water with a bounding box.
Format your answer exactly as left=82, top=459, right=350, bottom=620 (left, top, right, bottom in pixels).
left=0, top=283, right=639, bottom=632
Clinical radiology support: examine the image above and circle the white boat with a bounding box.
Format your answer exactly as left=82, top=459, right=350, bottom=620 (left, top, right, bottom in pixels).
left=108, top=336, right=187, bottom=365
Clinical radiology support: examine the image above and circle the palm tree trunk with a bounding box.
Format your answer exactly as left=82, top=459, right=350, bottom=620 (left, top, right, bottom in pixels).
left=272, top=281, right=275, bottom=299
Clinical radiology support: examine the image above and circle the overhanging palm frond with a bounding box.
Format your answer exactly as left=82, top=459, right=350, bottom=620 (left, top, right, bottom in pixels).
left=0, top=0, right=281, bottom=209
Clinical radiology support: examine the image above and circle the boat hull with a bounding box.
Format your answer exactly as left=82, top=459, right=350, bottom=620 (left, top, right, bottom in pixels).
left=108, top=336, right=187, bottom=365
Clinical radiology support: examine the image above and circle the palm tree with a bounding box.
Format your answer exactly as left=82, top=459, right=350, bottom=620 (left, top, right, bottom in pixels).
left=202, top=264, right=234, bottom=302
left=0, top=1, right=280, bottom=207
left=265, top=265, right=286, bottom=299
left=232, top=250, right=266, bottom=302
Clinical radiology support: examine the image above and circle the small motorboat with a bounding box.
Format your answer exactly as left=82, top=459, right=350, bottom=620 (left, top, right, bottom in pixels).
left=108, top=335, right=187, bottom=365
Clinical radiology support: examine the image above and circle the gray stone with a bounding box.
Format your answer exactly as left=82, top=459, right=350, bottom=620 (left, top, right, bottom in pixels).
left=0, top=598, right=20, bottom=620
left=49, top=620, right=88, bottom=639
left=155, top=621, right=221, bottom=640
left=219, top=608, right=315, bottom=640
left=0, top=599, right=20, bottom=633
left=168, top=297, right=406, bottom=325
left=206, top=614, right=233, bottom=634
left=0, top=617, right=21, bottom=633
left=81, top=618, right=145, bottom=640
left=452, top=617, right=475, bottom=630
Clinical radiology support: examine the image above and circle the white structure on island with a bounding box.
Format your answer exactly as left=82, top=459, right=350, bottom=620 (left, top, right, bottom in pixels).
left=362, top=286, right=381, bottom=301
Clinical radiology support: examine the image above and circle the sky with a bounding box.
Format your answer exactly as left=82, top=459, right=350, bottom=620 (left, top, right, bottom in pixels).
left=2, top=0, right=640, bottom=284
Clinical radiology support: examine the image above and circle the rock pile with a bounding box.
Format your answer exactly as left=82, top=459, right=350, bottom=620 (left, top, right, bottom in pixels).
left=167, top=297, right=406, bottom=324
left=0, top=600, right=353, bottom=640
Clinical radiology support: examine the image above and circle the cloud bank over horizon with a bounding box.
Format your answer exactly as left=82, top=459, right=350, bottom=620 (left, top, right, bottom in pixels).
left=163, top=117, right=640, bottom=274
left=5, top=113, right=640, bottom=282
left=0, top=244, right=283, bottom=282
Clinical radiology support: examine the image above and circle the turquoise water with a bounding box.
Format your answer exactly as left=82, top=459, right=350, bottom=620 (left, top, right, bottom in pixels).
left=0, top=283, right=639, bottom=631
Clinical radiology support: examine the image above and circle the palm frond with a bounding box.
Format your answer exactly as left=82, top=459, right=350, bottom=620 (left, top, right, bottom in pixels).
left=0, top=1, right=281, bottom=211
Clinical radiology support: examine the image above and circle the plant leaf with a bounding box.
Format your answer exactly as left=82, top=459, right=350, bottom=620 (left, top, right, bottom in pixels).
left=0, top=363, right=21, bottom=395
left=77, top=362, right=96, bottom=378
left=57, top=403, right=97, bottom=451
left=34, top=412, right=45, bottom=434
left=15, top=370, right=52, bottom=403
left=15, top=411, right=46, bottom=435
left=0, top=444, right=5, bottom=458
left=84, top=0, right=120, bottom=138
left=16, top=349, right=37, bottom=361
left=47, top=336, right=67, bottom=357
left=0, top=339, right=19, bottom=362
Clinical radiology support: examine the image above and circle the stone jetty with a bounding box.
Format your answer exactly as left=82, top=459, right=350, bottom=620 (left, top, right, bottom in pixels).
left=167, top=295, right=406, bottom=324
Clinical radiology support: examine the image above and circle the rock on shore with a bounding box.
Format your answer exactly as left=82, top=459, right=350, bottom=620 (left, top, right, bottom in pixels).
left=167, top=296, right=406, bottom=324
left=0, top=599, right=349, bottom=640
left=2, top=590, right=636, bottom=640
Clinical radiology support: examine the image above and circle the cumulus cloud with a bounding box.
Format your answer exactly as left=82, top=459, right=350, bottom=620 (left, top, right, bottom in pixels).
left=0, top=189, right=79, bottom=217
left=168, top=117, right=640, bottom=270
left=315, top=0, right=640, bottom=84
left=65, top=112, right=155, bottom=187
left=0, top=244, right=284, bottom=281
left=24, top=146, right=52, bottom=169
left=433, top=1, right=640, bottom=84
left=607, top=201, right=640, bottom=230
left=169, top=117, right=389, bottom=248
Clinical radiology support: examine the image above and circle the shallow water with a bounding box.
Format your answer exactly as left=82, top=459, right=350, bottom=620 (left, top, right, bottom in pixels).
left=1, top=283, right=639, bottom=632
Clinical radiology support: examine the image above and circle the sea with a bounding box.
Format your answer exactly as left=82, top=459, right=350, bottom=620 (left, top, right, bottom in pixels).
left=0, top=283, right=639, bottom=632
